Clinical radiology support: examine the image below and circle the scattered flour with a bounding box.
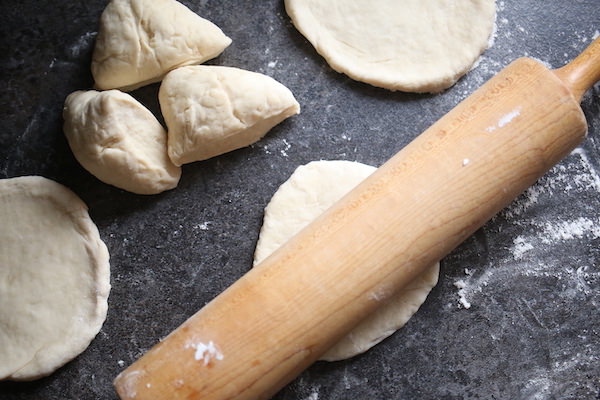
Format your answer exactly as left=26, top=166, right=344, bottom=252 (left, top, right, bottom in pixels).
left=454, top=147, right=600, bottom=309
left=281, top=138, right=292, bottom=157
left=69, top=31, right=97, bottom=58
left=453, top=279, right=471, bottom=309
left=303, top=391, right=320, bottom=400
left=194, top=221, right=211, bottom=231
left=541, top=217, right=600, bottom=243
left=511, top=236, right=534, bottom=259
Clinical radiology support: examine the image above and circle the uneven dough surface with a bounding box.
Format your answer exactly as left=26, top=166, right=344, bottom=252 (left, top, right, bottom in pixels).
left=159, top=66, right=300, bottom=166
left=254, top=160, right=439, bottom=361
left=63, top=90, right=181, bottom=195
left=285, top=0, right=496, bottom=92
left=92, top=0, right=231, bottom=91
left=0, top=176, right=111, bottom=380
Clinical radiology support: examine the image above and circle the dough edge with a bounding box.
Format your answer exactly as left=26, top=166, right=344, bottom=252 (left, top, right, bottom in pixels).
left=0, top=176, right=111, bottom=380
left=284, top=0, right=497, bottom=92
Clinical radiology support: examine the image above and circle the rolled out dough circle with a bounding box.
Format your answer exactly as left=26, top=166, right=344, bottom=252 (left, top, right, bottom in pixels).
left=0, top=176, right=111, bottom=380
left=254, top=160, right=439, bottom=361
left=285, top=0, right=496, bottom=92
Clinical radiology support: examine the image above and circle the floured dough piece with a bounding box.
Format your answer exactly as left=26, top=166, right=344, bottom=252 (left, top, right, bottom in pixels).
left=254, top=160, right=439, bottom=361
left=0, top=176, right=110, bottom=380
left=159, top=66, right=300, bottom=166
left=63, top=90, right=181, bottom=195
left=92, top=0, right=231, bottom=91
left=285, top=0, right=496, bottom=92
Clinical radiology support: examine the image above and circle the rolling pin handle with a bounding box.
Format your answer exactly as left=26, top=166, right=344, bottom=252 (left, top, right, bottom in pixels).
left=554, top=36, right=600, bottom=103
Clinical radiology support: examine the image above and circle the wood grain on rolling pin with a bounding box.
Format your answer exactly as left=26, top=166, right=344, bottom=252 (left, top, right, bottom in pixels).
left=114, top=38, right=599, bottom=400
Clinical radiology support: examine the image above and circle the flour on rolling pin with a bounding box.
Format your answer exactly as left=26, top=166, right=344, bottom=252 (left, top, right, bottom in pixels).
left=185, top=341, right=224, bottom=366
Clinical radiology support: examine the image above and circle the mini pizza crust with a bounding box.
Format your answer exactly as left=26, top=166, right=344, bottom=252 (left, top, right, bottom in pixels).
left=285, top=0, right=496, bottom=92
left=159, top=66, right=300, bottom=166
left=254, top=160, right=439, bottom=361
left=92, top=0, right=231, bottom=91
left=63, top=90, right=181, bottom=195
left=0, top=176, right=110, bottom=380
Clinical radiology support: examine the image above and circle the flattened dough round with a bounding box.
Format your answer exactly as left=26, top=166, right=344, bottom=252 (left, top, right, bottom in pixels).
left=285, top=0, right=496, bottom=92
left=254, top=160, right=439, bottom=361
left=0, top=177, right=111, bottom=380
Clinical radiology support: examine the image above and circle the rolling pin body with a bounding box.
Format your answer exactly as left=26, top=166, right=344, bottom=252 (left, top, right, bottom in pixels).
left=115, top=39, right=599, bottom=400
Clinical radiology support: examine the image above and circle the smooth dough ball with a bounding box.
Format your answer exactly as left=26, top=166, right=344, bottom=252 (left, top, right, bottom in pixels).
left=63, top=90, right=181, bottom=195
left=285, top=0, right=496, bottom=92
left=254, top=160, right=439, bottom=361
left=0, top=176, right=111, bottom=381
left=92, top=0, right=232, bottom=91
left=159, top=66, right=300, bottom=166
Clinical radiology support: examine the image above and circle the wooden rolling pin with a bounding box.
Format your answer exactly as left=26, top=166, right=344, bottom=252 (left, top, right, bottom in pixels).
left=114, top=38, right=600, bottom=400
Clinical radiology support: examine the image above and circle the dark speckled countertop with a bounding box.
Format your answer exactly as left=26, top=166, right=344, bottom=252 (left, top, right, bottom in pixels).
left=1, top=1, right=599, bottom=399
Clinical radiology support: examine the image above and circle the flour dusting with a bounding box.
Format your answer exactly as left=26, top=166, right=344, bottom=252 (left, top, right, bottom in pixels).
left=186, top=341, right=224, bottom=366
left=453, top=147, right=600, bottom=309
left=69, top=31, right=97, bottom=58
left=497, top=107, right=521, bottom=127
left=304, top=391, right=320, bottom=400
left=512, top=236, right=534, bottom=259
left=541, top=217, right=600, bottom=243
left=453, top=279, right=472, bottom=309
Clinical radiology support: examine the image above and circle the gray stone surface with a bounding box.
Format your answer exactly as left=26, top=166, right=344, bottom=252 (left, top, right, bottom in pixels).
left=1, top=1, right=599, bottom=399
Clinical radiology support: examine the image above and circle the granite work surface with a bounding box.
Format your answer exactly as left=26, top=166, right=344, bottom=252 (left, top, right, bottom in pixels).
left=1, top=1, right=599, bottom=399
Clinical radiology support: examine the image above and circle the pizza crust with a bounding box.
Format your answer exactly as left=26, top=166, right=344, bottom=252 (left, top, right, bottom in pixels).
left=0, top=177, right=111, bottom=380
left=285, top=0, right=496, bottom=92
left=254, top=161, right=439, bottom=361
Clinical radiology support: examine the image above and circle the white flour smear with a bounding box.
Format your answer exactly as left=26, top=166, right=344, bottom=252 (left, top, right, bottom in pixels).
left=455, top=147, right=600, bottom=308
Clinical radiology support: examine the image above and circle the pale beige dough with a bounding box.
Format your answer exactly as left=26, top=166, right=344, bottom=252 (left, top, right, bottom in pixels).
left=254, top=160, right=439, bottom=361
left=63, top=90, right=181, bottom=195
left=92, top=0, right=231, bottom=91
left=0, top=176, right=110, bottom=380
left=285, top=0, right=496, bottom=92
left=159, top=66, right=300, bottom=166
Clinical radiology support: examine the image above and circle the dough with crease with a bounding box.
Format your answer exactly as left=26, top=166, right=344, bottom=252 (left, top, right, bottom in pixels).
left=63, top=90, right=181, bottom=195
left=159, top=66, right=300, bottom=166
left=92, top=0, right=231, bottom=91
left=285, top=0, right=496, bottom=92
left=254, top=160, right=439, bottom=361
left=0, top=176, right=110, bottom=380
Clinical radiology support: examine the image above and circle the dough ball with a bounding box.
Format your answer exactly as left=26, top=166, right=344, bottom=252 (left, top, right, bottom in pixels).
left=63, top=90, right=181, bottom=195
left=254, top=160, right=439, bottom=361
left=0, top=176, right=110, bottom=381
left=285, top=0, right=496, bottom=92
left=92, top=0, right=232, bottom=91
left=159, top=66, right=300, bottom=166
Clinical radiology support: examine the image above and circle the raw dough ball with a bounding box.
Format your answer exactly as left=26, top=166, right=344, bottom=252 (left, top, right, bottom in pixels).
left=0, top=176, right=110, bottom=380
left=63, top=90, right=181, bottom=195
left=92, top=0, right=231, bottom=91
left=285, top=0, right=496, bottom=92
left=159, top=66, right=300, bottom=166
left=254, top=160, right=439, bottom=361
